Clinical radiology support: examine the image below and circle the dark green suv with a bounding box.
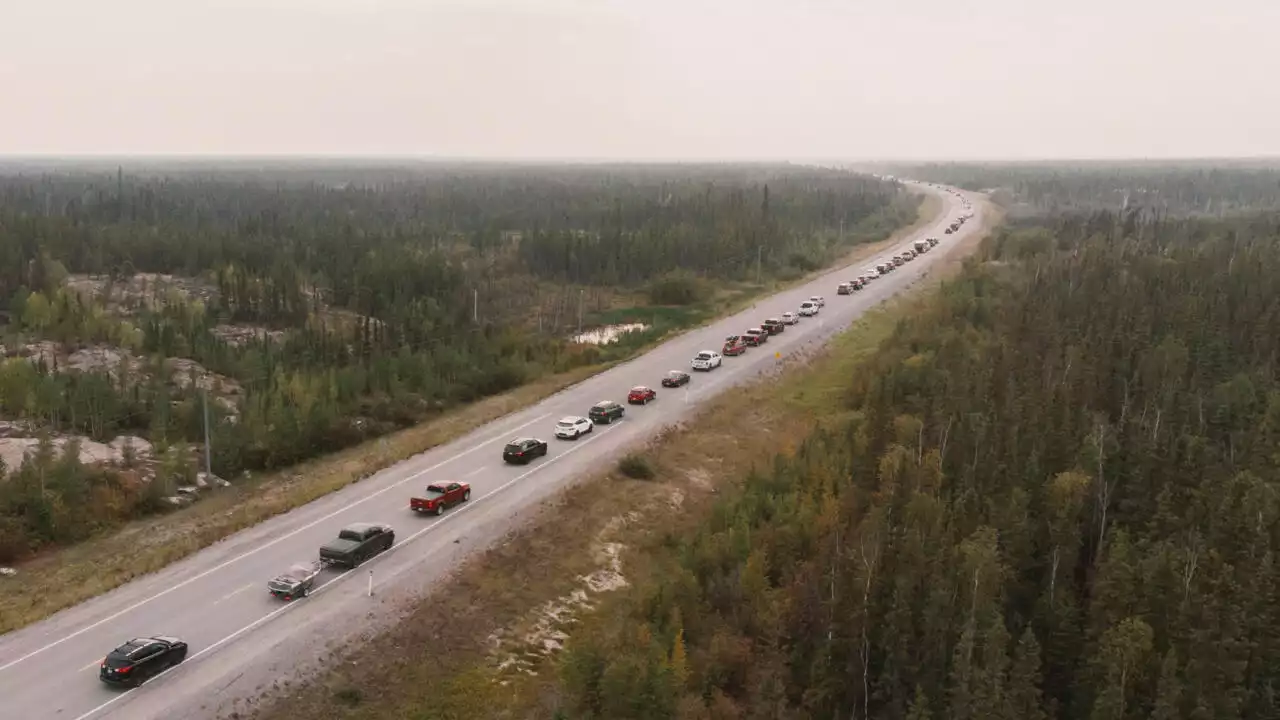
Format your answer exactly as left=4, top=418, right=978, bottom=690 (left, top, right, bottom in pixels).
left=588, top=400, right=625, bottom=424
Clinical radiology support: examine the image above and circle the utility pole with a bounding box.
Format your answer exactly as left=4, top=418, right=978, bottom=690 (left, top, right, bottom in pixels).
left=202, top=389, right=212, bottom=476
left=473, top=288, right=478, bottom=324
left=756, top=245, right=762, bottom=284
left=577, top=289, right=584, bottom=334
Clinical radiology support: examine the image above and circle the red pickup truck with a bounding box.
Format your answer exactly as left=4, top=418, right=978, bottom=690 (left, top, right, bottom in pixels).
left=410, top=482, right=471, bottom=515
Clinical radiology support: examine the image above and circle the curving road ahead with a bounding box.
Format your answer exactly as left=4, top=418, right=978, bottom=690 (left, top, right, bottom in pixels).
left=0, top=180, right=981, bottom=720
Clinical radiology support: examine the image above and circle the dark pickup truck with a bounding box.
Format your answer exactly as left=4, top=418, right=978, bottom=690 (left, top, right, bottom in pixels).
left=319, top=522, right=395, bottom=568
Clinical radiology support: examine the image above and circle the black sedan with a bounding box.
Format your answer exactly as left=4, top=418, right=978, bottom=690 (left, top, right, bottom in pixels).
left=661, top=370, right=690, bottom=388
left=503, top=437, right=549, bottom=464
left=100, top=636, right=188, bottom=687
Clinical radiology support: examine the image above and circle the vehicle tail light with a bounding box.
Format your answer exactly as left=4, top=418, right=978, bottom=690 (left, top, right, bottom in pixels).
left=119, top=665, right=133, bottom=673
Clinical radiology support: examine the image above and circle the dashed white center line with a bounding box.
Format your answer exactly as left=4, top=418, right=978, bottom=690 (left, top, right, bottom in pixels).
left=213, top=583, right=254, bottom=605
left=462, top=465, right=489, bottom=478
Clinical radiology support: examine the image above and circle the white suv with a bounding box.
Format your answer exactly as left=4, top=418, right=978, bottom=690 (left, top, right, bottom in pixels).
left=554, top=416, right=593, bottom=440
left=809, top=295, right=825, bottom=307
left=798, top=301, right=819, bottom=317
left=691, top=350, right=722, bottom=371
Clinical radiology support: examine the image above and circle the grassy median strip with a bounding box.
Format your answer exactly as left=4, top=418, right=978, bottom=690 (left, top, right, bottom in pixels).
left=238, top=195, right=997, bottom=720
left=0, top=192, right=943, bottom=636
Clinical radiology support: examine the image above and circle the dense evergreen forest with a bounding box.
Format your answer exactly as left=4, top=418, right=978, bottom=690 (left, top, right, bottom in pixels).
left=881, top=160, right=1280, bottom=217
left=557, top=209, right=1280, bottom=718
left=0, top=162, right=912, bottom=561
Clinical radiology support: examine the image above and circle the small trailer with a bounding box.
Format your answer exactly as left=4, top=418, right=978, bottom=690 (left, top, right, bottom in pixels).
left=267, top=560, right=323, bottom=601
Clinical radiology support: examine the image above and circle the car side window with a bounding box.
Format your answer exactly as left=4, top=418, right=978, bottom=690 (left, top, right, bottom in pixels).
left=141, top=643, right=165, bottom=658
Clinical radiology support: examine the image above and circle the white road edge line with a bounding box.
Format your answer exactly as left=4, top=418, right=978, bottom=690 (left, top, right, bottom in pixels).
left=69, top=422, right=623, bottom=720
left=0, top=411, right=552, bottom=673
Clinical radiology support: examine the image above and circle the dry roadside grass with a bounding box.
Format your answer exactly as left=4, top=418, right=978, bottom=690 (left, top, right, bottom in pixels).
left=0, top=190, right=944, bottom=636
left=240, top=192, right=996, bottom=720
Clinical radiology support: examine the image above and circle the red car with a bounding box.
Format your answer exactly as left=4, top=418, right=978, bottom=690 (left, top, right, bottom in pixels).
left=410, top=481, right=471, bottom=515
left=723, top=335, right=748, bottom=356
left=627, top=386, right=657, bottom=404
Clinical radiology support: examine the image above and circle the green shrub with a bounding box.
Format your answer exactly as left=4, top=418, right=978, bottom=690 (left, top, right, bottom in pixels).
left=618, top=454, right=655, bottom=479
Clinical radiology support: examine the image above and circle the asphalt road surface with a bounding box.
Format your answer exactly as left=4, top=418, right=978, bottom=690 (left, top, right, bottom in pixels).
left=0, top=180, right=981, bottom=720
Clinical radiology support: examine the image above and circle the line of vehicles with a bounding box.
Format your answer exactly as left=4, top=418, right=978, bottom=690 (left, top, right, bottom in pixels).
left=97, top=201, right=971, bottom=690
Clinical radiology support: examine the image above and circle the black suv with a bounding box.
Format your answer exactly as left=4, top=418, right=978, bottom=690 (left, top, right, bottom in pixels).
left=588, top=400, right=625, bottom=424
left=503, top=437, right=548, bottom=464
left=100, top=636, right=188, bottom=686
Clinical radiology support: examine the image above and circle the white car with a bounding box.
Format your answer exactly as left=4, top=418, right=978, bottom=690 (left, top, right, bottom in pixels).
left=809, top=295, right=825, bottom=307
left=554, top=416, right=593, bottom=440
left=691, top=350, right=722, bottom=371
left=798, top=301, right=819, bottom=317
left=781, top=311, right=798, bottom=325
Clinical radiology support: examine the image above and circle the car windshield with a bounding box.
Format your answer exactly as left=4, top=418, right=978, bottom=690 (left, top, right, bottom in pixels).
left=504, top=443, right=524, bottom=452
left=667, top=371, right=682, bottom=377
left=557, top=419, right=575, bottom=427
left=696, top=352, right=712, bottom=359
left=632, top=387, right=646, bottom=392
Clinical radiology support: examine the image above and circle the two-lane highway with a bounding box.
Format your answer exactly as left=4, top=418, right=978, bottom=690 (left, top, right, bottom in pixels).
left=0, top=180, right=983, bottom=720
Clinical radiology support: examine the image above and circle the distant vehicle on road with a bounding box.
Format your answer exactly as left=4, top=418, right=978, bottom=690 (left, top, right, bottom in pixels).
left=691, top=350, right=722, bottom=371
left=410, top=482, right=471, bottom=515
left=781, top=311, right=799, bottom=324
left=555, top=415, right=593, bottom=439
left=588, top=400, right=625, bottom=424
left=837, top=281, right=853, bottom=295
left=502, top=437, right=549, bottom=464
left=99, top=636, right=188, bottom=687
left=627, top=385, right=657, bottom=404
left=809, top=295, right=825, bottom=307
left=742, top=328, right=767, bottom=346
left=761, top=318, right=784, bottom=335
left=319, top=522, right=395, bottom=568
left=722, top=335, right=748, bottom=355
left=798, top=301, right=819, bottom=317
left=267, top=561, right=322, bottom=601
left=662, top=370, right=690, bottom=388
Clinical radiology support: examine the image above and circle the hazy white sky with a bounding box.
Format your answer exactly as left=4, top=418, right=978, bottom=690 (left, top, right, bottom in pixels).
left=2, top=0, right=1277, bottom=160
